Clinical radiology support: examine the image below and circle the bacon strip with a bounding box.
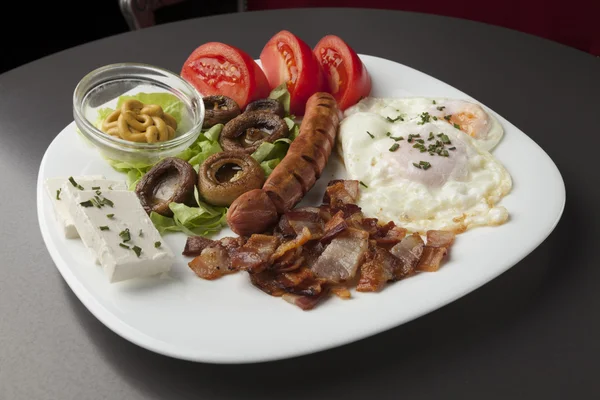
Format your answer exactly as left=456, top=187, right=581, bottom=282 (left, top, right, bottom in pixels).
left=416, top=230, right=456, bottom=272
left=188, top=245, right=232, bottom=280
left=282, top=290, right=329, bottom=311
left=320, top=210, right=348, bottom=244
left=230, top=234, right=280, bottom=273
left=183, top=236, right=215, bottom=257
left=356, top=246, right=397, bottom=292
left=389, top=233, right=424, bottom=280
left=312, top=228, right=369, bottom=283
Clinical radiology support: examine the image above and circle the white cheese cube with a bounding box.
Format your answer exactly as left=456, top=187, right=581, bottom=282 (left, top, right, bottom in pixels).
left=44, top=176, right=126, bottom=238
left=61, top=183, right=174, bottom=283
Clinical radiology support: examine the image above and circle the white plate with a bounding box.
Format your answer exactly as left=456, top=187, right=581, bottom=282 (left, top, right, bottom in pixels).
left=37, top=54, right=566, bottom=364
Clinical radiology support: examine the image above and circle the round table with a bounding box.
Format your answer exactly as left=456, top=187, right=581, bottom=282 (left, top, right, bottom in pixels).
left=1, top=8, right=598, bottom=399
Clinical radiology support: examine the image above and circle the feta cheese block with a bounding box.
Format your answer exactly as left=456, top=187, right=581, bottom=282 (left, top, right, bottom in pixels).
left=44, top=176, right=127, bottom=238
left=61, top=181, right=174, bottom=283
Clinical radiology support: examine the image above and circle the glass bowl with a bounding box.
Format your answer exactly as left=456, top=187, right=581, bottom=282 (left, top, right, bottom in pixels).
left=73, top=63, right=204, bottom=165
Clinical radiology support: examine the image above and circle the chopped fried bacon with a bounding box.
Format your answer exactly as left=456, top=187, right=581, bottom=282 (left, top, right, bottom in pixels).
left=183, top=236, right=245, bottom=257
left=356, top=246, right=397, bottom=292
left=330, top=286, right=352, bottom=299
left=249, top=270, right=286, bottom=296
left=426, top=230, right=456, bottom=248
left=374, top=226, right=407, bottom=247
left=416, top=247, right=448, bottom=272
left=282, top=290, right=329, bottom=311
left=323, top=180, right=359, bottom=206
left=389, top=233, right=424, bottom=280
left=416, top=230, right=456, bottom=272
left=285, top=209, right=324, bottom=238
left=320, top=210, right=348, bottom=244
left=188, top=244, right=232, bottom=280
left=275, top=267, right=324, bottom=296
left=185, top=179, right=457, bottom=310
left=183, top=236, right=215, bottom=257
left=312, top=228, right=369, bottom=283
left=231, top=234, right=280, bottom=273
left=270, top=227, right=312, bottom=272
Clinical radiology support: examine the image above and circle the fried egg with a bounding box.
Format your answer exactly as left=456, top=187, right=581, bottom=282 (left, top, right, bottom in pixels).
left=338, top=98, right=512, bottom=234
left=347, top=97, right=504, bottom=151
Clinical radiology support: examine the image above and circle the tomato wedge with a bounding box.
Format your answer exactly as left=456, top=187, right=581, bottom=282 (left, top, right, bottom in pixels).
left=260, top=30, right=326, bottom=116
left=313, top=35, right=371, bottom=111
left=181, top=42, right=270, bottom=110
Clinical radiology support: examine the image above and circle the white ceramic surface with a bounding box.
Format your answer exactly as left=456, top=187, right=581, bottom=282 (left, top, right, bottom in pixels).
left=37, top=55, right=566, bottom=364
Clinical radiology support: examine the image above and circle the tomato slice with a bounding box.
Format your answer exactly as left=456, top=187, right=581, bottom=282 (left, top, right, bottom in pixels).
left=260, top=30, right=326, bottom=116
left=313, top=35, right=371, bottom=111
left=181, top=42, right=270, bottom=110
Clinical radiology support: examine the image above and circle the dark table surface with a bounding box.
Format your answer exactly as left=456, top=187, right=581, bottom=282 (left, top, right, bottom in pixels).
left=1, top=8, right=599, bottom=400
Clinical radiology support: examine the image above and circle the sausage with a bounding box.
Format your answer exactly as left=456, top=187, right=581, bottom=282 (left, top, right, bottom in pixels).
left=227, top=92, right=340, bottom=236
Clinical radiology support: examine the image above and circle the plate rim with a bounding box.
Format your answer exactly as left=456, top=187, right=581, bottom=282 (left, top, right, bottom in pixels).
left=36, top=53, right=567, bottom=364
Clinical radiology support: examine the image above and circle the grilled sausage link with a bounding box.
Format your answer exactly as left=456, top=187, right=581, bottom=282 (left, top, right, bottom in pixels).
left=226, top=92, right=340, bottom=236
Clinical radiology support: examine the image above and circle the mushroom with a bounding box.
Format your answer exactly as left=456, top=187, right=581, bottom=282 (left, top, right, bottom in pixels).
left=198, top=151, right=265, bottom=206
left=219, top=111, right=289, bottom=154
left=135, top=157, right=197, bottom=217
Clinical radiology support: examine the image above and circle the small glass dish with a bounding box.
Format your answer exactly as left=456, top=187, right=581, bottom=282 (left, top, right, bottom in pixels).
left=73, top=63, right=204, bottom=165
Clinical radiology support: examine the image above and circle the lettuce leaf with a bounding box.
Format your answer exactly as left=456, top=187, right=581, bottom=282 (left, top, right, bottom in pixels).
left=268, top=83, right=291, bottom=115
left=149, top=195, right=227, bottom=237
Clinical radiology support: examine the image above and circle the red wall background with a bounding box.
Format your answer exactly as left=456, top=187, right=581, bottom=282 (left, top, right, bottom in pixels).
left=248, top=0, right=600, bottom=56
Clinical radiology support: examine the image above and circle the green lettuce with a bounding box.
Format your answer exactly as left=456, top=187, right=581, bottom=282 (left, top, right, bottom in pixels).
left=150, top=187, right=228, bottom=237
left=268, top=83, right=291, bottom=115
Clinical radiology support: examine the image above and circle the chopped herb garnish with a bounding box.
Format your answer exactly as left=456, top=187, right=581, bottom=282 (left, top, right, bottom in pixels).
left=407, top=133, right=421, bottom=143
left=138, top=229, right=143, bottom=237
left=154, top=241, right=161, bottom=248
left=413, top=161, right=432, bottom=170
left=386, top=115, right=403, bottom=123
left=441, top=149, right=449, bottom=157
left=108, top=185, right=113, bottom=190
left=95, top=190, right=102, bottom=196
left=391, top=136, right=404, bottom=141
left=79, top=200, right=94, bottom=207
left=106, top=213, right=114, bottom=219
left=416, top=139, right=425, bottom=144
left=437, top=106, right=446, bottom=111
left=68, top=177, right=84, bottom=190
left=432, top=100, right=437, bottom=104
left=119, top=243, right=130, bottom=250
left=389, top=143, right=400, bottom=152
left=444, top=115, right=452, bottom=121
left=56, top=189, right=61, bottom=200
left=359, top=181, right=368, bottom=188
left=417, top=112, right=431, bottom=125
left=132, top=245, right=142, bottom=258
left=428, top=132, right=435, bottom=141
left=386, top=132, right=391, bottom=136
left=91, top=196, right=101, bottom=208
left=99, top=226, right=109, bottom=231
left=366, top=131, right=375, bottom=139
left=119, top=228, right=131, bottom=242
left=440, top=134, right=451, bottom=144
left=91, top=186, right=100, bottom=190
left=449, top=146, right=456, bottom=150
left=101, top=196, right=114, bottom=207
left=433, top=116, right=438, bottom=121
left=453, top=123, right=461, bottom=130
